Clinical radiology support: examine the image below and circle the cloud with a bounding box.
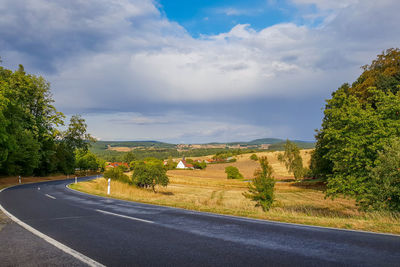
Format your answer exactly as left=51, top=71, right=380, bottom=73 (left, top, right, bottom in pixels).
left=83, top=112, right=287, bottom=143
left=1, top=0, right=399, bottom=141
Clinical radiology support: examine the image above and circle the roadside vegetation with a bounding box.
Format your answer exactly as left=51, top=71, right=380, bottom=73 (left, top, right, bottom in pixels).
left=0, top=61, right=99, bottom=177
left=311, top=48, right=400, bottom=212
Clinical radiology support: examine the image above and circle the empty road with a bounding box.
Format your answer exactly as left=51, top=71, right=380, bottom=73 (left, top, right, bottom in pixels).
left=1, top=177, right=399, bottom=266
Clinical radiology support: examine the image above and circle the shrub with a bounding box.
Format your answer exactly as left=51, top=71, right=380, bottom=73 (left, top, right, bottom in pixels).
left=243, top=156, right=275, bottom=211
left=103, top=167, right=130, bottom=183
left=250, top=154, right=258, bottom=161
left=364, top=138, right=400, bottom=211
left=132, top=161, right=169, bottom=192
left=225, top=166, right=243, bottom=179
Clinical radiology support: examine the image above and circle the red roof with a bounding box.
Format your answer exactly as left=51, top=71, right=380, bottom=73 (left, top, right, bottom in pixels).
left=106, top=162, right=129, bottom=168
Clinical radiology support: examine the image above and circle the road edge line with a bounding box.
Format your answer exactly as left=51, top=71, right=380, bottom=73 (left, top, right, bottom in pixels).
left=0, top=185, right=105, bottom=267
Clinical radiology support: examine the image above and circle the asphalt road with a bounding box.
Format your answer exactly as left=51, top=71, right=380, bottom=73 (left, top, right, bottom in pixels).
left=1, top=177, right=399, bottom=266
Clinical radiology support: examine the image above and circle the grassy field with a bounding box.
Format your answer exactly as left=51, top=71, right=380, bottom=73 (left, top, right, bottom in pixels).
left=70, top=150, right=400, bottom=234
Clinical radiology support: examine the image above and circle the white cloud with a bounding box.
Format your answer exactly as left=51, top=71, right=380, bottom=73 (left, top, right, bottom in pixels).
left=1, top=0, right=400, bottom=141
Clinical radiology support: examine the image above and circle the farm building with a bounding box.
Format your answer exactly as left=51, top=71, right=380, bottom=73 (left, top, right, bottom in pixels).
left=176, top=160, right=194, bottom=169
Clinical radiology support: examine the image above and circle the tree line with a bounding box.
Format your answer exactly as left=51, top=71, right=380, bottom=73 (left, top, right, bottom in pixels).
left=0, top=61, right=96, bottom=176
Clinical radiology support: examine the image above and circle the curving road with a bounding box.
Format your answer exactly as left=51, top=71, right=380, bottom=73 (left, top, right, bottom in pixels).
left=1, top=177, right=400, bottom=266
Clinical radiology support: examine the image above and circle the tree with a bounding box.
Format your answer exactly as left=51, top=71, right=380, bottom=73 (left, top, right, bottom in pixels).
left=0, top=63, right=64, bottom=176
left=123, top=151, right=136, bottom=163
left=311, top=48, right=400, bottom=210
left=277, top=140, right=304, bottom=180
left=243, top=156, right=275, bottom=211
left=364, top=138, right=400, bottom=211
left=225, top=166, right=243, bottom=179
left=0, top=62, right=95, bottom=176
left=64, top=115, right=94, bottom=152
left=250, top=154, right=258, bottom=161
left=132, top=161, right=169, bottom=192
left=165, top=156, right=177, bottom=170
left=75, top=149, right=100, bottom=171
left=104, top=167, right=130, bottom=183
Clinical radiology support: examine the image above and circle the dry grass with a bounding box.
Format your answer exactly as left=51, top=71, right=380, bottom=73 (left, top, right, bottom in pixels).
left=107, top=147, right=133, bottom=152
left=72, top=150, right=400, bottom=234
left=175, top=150, right=312, bottom=180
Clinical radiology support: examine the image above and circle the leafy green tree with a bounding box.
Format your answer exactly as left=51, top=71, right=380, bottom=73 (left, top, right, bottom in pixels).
left=132, top=161, right=169, bottom=192
left=75, top=149, right=100, bottom=171
left=364, top=138, right=400, bottom=211
left=64, top=115, right=94, bottom=152
left=243, top=156, right=275, bottom=211
left=165, top=156, right=177, bottom=170
left=225, top=166, right=243, bottom=179
left=123, top=151, right=136, bottom=163
left=0, top=63, right=63, bottom=175
left=250, top=154, right=258, bottom=161
left=277, top=140, right=304, bottom=180
left=312, top=49, right=400, bottom=210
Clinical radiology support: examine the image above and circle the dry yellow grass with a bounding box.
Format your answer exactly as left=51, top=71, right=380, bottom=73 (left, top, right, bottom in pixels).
left=176, top=150, right=312, bottom=180
left=71, top=150, right=400, bottom=234
left=107, top=146, right=133, bottom=152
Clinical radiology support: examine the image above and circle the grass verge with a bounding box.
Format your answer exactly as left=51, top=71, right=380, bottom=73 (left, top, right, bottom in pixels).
left=70, top=175, right=400, bottom=235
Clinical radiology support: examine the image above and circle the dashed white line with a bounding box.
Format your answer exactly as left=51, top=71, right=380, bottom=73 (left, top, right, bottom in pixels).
left=96, top=209, right=154, bottom=224
left=45, top=194, right=56, bottom=199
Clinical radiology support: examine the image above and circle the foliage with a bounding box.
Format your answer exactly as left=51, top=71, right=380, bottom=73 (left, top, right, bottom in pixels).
left=165, top=156, right=177, bottom=170
left=75, top=149, right=100, bottom=171
left=277, top=140, right=305, bottom=180
left=311, top=48, right=400, bottom=210
left=250, top=154, right=258, bottom=161
left=362, top=138, right=400, bottom=211
left=225, top=166, right=243, bottom=179
left=122, top=151, right=136, bottom=163
left=103, top=167, right=130, bottom=184
left=132, top=161, right=169, bottom=192
left=192, top=161, right=207, bottom=169
left=0, top=62, right=93, bottom=176
left=243, top=156, right=275, bottom=211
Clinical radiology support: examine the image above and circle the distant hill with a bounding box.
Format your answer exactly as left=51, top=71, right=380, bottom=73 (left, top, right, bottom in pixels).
left=246, top=138, right=284, bottom=145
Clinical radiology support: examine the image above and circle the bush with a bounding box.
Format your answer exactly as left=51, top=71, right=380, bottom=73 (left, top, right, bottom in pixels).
left=243, top=156, right=275, bottom=211
left=103, top=167, right=130, bottom=183
left=193, top=161, right=207, bottom=169
left=225, top=166, right=243, bottom=179
left=132, top=161, right=169, bottom=192
left=250, top=154, right=258, bottom=161
left=364, top=138, right=400, bottom=211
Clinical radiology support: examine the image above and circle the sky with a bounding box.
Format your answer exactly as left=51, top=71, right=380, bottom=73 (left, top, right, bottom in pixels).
left=1, top=0, right=399, bottom=143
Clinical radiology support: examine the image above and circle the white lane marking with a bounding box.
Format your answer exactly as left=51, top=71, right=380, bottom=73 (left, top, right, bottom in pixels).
left=45, top=194, right=56, bottom=199
left=96, top=209, right=154, bottom=224
left=0, top=204, right=105, bottom=267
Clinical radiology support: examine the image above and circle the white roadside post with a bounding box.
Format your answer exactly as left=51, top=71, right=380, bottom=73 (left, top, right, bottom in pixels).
left=107, top=178, right=111, bottom=195
left=18, top=176, right=21, bottom=184
left=75, top=176, right=77, bottom=184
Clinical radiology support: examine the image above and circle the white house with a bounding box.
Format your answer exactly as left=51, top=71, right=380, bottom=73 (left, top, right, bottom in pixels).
left=176, top=160, right=193, bottom=169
